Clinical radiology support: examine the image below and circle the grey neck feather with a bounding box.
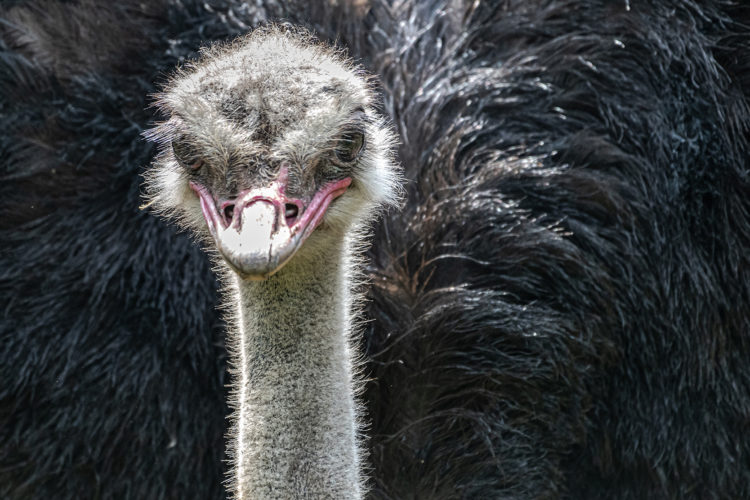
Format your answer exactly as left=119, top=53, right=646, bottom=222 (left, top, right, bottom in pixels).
left=230, top=239, right=363, bottom=499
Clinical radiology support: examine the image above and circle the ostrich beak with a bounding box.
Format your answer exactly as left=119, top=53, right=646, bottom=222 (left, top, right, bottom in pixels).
left=189, top=177, right=351, bottom=279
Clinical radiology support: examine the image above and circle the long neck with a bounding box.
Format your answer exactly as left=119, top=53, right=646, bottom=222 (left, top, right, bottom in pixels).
left=230, top=241, right=363, bottom=499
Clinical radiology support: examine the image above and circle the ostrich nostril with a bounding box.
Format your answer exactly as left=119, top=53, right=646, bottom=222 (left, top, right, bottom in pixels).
left=224, top=204, right=235, bottom=223
left=284, top=203, right=299, bottom=222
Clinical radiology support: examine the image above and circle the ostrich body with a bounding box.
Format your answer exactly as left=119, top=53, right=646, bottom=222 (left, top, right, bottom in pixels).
left=144, top=28, right=400, bottom=497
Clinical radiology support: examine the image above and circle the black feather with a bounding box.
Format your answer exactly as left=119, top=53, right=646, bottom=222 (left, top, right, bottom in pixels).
left=2, top=0, right=749, bottom=499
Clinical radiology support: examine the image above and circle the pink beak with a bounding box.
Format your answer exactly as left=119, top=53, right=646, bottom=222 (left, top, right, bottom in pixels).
left=190, top=172, right=351, bottom=279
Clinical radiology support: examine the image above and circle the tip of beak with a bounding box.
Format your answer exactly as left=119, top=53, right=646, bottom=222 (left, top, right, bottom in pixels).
left=214, top=200, right=298, bottom=279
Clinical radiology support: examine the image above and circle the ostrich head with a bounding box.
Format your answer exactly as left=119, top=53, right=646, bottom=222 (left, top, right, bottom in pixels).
left=144, top=26, right=400, bottom=279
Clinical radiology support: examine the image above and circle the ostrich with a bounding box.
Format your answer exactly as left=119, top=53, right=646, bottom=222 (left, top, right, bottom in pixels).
left=3, top=0, right=750, bottom=499
left=143, top=27, right=401, bottom=498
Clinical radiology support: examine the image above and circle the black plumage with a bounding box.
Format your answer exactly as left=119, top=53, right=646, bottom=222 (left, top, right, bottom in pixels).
left=2, top=0, right=749, bottom=499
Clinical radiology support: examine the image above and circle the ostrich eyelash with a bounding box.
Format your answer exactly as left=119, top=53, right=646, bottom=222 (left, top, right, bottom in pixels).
left=334, top=130, right=365, bottom=163
left=171, top=140, right=205, bottom=171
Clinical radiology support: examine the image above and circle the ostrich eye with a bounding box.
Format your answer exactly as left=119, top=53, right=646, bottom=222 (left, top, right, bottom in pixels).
left=334, top=131, right=365, bottom=163
left=172, top=140, right=204, bottom=170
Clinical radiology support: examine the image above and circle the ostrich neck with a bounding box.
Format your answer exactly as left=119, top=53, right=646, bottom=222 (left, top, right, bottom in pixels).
left=231, top=241, right=362, bottom=499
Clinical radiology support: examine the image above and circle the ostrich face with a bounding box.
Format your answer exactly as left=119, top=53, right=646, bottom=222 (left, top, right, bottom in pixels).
left=144, top=28, right=400, bottom=279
